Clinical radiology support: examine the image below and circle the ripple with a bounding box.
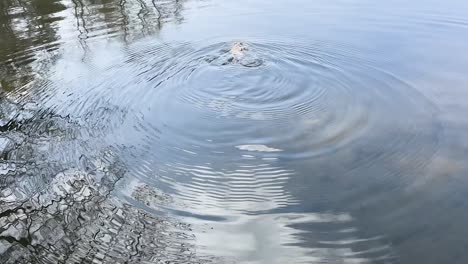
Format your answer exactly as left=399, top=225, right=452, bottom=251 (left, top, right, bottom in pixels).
left=12, top=36, right=440, bottom=214
left=91, top=40, right=361, bottom=155
left=163, top=162, right=299, bottom=214
left=4, top=34, right=439, bottom=223
left=99, top=38, right=438, bottom=161
left=51, top=37, right=438, bottom=216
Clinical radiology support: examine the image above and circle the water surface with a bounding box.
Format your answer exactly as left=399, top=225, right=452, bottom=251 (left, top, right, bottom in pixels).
left=1, top=0, right=468, bottom=263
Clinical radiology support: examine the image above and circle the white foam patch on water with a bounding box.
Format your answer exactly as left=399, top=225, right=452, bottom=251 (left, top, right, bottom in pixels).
left=236, top=144, right=283, bottom=152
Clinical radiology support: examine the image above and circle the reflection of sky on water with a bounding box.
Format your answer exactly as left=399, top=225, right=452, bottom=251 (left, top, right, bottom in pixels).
left=188, top=212, right=395, bottom=264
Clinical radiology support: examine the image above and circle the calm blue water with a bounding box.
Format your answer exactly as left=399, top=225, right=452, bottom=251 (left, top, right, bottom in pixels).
left=1, top=0, right=468, bottom=263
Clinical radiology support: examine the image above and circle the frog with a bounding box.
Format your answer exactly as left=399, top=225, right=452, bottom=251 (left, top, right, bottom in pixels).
left=229, top=42, right=249, bottom=62
left=205, top=42, right=263, bottom=68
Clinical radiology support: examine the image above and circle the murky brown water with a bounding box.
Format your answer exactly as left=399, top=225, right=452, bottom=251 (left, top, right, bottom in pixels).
left=1, top=0, right=468, bottom=263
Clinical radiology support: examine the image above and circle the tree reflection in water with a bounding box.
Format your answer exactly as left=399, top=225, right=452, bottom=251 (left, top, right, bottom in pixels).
left=0, top=1, right=206, bottom=263
left=0, top=96, right=207, bottom=263
left=0, top=0, right=187, bottom=93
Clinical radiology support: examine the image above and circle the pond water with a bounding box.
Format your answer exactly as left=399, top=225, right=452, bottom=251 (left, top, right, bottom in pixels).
left=1, top=0, right=468, bottom=263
